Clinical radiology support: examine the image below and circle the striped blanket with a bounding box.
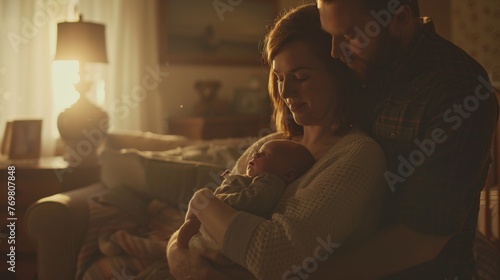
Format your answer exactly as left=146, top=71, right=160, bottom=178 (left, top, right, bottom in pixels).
left=75, top=188, right=184, bottom=280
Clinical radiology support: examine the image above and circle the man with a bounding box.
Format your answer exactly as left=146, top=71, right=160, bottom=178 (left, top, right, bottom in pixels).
left=315, top=0, right=498, bottom=279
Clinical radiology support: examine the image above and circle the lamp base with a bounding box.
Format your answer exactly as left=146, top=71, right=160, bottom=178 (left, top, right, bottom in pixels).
left=57, top=94, right=109, bottom=166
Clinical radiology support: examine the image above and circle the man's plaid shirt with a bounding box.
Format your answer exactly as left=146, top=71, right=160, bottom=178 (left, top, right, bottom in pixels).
left=359, top=18, right=499, bottom=280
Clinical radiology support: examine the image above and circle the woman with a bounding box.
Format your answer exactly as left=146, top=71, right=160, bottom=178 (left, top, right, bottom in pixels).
left=167, top=4, right=386, bottom=280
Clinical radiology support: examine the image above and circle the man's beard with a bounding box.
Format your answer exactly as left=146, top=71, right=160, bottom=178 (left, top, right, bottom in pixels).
left=354, top=33, right=400, bottom=81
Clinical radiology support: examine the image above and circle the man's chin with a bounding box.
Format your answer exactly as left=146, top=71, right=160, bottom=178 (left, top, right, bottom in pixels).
left=337, top=57, right=369, bottom=80
left=346, top=63, right=368, bottom=80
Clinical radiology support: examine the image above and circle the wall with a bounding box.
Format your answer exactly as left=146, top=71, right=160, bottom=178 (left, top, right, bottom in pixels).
left=158, top=0, right=454, bottom=126
left=420, top=0, right=499, bottom=83
left=419, top=0, right=451, bottom=41
left=450, top=0, right=500, bottom=83
left=159, top=0, right=312, bottom=131
left=160, top=0, right=499, bottom=130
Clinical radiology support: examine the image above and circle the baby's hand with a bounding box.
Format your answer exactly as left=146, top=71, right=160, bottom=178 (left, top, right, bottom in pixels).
left=215, top=193, right=228, bottom=201
left=177, top=218, right=201, bottom=249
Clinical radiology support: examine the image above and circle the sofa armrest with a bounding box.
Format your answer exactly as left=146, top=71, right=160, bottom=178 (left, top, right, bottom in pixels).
left=25, top=183, right=106, bottom=280
left=104, top=130, right=200, bottom=151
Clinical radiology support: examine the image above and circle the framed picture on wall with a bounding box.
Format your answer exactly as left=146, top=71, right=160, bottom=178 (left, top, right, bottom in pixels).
left=158, top=0, right=278, bottom=65
left=1, top=120, right=42, bottom=160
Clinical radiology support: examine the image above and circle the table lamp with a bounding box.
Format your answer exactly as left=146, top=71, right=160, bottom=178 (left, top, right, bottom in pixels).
left=54, top=15, right=109, bottom=164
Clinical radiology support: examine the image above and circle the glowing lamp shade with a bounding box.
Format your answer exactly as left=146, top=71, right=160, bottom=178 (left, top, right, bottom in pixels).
left=54, top=17, right=109, bottom=164
left=55, top=20, right=108, bottom=63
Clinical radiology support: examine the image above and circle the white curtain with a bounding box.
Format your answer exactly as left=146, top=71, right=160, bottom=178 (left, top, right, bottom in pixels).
left=80, top=0, right=164, bottom=133
left=0, top=0, right=59, bottom=156
left=0, top=0, right=163, bottom=156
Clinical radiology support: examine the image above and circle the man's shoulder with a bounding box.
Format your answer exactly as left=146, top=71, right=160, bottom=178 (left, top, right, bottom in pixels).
left=389, top=28, right=492, bottom=105
left=411, top=25, right=488, bottom=87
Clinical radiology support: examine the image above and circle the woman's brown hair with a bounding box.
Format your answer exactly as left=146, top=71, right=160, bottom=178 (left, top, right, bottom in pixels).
left=262, top=4, right=360, bottom=137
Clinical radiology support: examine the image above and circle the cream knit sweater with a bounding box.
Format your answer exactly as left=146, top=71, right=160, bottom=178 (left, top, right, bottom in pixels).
left=221, top=128, right=387, bottom=280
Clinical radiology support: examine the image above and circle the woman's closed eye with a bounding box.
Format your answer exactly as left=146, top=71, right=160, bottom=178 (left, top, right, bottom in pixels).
left=294, top=74, right=310, bottom=81
left=293, top=70, right=311, bottom=81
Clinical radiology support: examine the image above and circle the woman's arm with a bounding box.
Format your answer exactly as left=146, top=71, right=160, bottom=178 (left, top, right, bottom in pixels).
left=177, top=218, right=201, bottom=248
left=221, top=138, right=387, bottom=279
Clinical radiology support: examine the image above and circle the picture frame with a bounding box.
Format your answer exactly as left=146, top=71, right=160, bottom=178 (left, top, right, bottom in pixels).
left=1, top=121, right=12, bottom=155
left=1, top=120, right=42, bottom=159
left=158, top=0, right=278, bottom=65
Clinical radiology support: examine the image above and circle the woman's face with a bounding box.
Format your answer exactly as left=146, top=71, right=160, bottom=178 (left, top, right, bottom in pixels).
left=272, top=40, right=338, bottom=127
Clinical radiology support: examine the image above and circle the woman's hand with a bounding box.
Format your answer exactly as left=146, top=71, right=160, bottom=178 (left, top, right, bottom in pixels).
left=177, top=218, right=201, bottom=248
left=185, top=188, right=216, bottom=221
left=185, top=188, right=238, bottom=246
left=167, top=231, right=239, bottom=280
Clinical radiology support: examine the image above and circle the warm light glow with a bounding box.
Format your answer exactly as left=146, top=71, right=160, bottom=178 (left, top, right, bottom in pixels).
left=52, top=60, right=80, bottom=110
left=51, top=61, right=107, bottom=137
left=88, top=71, right=106, bottom=106
left=51, top=60, right=80, bottom=137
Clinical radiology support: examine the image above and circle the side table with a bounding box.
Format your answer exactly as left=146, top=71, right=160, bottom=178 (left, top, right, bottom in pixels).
left=0, top=156, right=100, bottom=280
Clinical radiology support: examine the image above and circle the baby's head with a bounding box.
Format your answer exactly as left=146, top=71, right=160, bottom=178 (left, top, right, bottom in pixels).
left=246, top=140, right=315, bottom=184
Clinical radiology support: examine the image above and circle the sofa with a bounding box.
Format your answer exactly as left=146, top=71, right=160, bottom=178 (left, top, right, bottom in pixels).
left=25, top=131, right=256, bottom=280
left=25, top=131, right=500, bottom=280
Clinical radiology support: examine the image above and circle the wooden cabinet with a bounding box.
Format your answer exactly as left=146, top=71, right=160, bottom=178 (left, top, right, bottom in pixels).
left=0, top=157, right=100, bottom=280
left=167, top=115, right=271, bottom=140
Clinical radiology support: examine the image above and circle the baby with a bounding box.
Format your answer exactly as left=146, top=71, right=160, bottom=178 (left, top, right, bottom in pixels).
left=178, top=139, right=316, bottom=250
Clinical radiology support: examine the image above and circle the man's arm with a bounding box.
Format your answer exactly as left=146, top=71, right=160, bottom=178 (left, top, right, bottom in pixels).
left=311, top=224, right=450, bottom=280
left=320, top=78, right=497, bottom=280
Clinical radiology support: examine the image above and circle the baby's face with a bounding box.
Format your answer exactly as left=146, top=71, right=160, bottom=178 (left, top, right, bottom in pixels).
left=246, top=141, right=286, bottom=178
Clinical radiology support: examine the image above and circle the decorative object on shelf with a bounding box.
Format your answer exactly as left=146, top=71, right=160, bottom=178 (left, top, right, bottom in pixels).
left=54, top=15, right=109, bottom=164
left=1, top=120, right=42, bottom=160
left=193, top=79, right=228, bottom=117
